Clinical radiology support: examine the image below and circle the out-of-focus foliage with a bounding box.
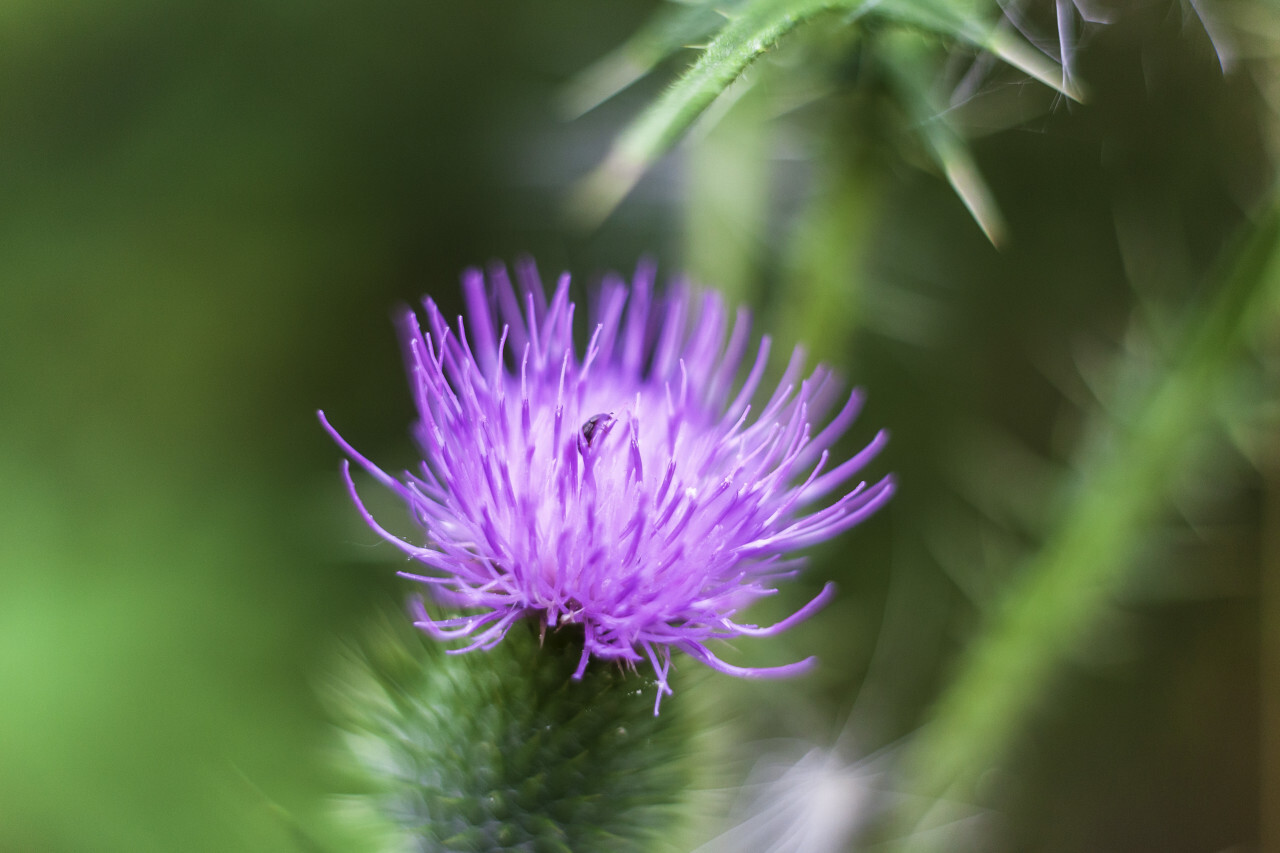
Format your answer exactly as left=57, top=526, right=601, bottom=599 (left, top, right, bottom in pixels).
left=1, top=0, right=1277, bottom=851
left=890, top=200, right=1280, bottom=848
left=568, top=0, right=1078, bottom=241
left=602, top=0, right=1279, bottom=850
left=0, top=3, right=665, bottom=851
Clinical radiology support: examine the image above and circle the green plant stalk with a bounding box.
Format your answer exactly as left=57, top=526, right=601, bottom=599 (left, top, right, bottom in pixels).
left=891, top=205, right=1280, bottom=841
left=683, top=77, right=773, bottom=305
left=328, top=615, right=694, bottom=853
left=776, top=132, right=884, bottom=363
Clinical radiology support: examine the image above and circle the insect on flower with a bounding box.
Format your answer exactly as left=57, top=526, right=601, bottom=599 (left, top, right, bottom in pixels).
left=579, top=412, right=614, bottom=449
left=319, top=259, right=894, bottom=712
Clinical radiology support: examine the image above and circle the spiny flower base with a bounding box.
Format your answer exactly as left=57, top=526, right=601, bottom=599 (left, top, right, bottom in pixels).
left=330, top=613, right=693, bottom=852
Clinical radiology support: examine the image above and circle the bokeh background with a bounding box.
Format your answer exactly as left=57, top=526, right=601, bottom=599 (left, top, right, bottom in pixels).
left=1, top=1, right=1277, bottom=850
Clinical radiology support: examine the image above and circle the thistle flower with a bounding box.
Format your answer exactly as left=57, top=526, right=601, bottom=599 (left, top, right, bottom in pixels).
left=320, top=260, right=893, bottom=711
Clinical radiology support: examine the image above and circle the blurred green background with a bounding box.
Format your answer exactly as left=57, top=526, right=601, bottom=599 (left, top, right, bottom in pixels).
left=1, top=1, right=1276, bottom=850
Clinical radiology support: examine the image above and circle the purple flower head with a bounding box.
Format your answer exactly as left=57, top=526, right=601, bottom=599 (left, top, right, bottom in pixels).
left=320, top=260, right=893, bottom=712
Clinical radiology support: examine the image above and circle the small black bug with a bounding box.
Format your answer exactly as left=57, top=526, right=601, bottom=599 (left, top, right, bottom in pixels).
left=580, top=412, right=614, bottom=448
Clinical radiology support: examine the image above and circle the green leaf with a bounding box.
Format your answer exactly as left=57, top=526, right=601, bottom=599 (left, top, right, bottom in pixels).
left=880, top=29, right=1007, bottom=245
left=558, top=2, right=738, bottom=119
left=872, top=0, right=1082, bottom=100
left=568, top=0, right=1078, bottom=227
left=568, top=0, right=840, bottom=225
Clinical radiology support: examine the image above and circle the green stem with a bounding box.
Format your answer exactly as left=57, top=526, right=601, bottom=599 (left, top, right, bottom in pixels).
left=777, top=125, right=884, bottom=363
left=683, top=76, right=773, bottom=305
